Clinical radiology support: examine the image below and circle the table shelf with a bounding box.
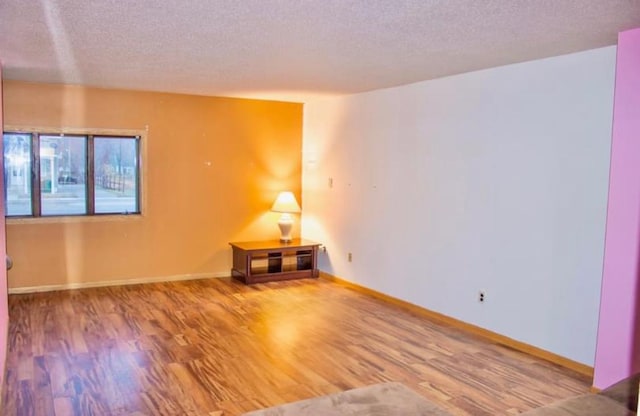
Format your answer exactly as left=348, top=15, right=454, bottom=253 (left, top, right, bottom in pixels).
left=229, top=239, right=320, bottom=284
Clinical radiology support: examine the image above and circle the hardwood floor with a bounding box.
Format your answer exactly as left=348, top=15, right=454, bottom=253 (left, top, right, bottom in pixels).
left=2, top=277, right=591, bottom=415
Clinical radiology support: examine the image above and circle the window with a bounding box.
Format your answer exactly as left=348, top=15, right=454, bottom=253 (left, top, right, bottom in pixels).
left=3, top=130, right=141, bottom=217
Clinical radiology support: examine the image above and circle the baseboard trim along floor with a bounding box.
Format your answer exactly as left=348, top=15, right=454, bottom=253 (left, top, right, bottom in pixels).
left=8, top=271, right=230, bottom=294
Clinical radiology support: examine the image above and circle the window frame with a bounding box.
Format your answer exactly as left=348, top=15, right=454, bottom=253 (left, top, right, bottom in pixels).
left=4, top=126, right=146, bottom=220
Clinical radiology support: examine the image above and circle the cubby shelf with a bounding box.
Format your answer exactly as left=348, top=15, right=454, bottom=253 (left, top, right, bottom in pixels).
left=229, top=239, right=321, bottom=284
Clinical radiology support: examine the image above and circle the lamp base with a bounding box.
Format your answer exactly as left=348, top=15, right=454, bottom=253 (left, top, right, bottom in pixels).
left=278, top=213, right=294, bottom=243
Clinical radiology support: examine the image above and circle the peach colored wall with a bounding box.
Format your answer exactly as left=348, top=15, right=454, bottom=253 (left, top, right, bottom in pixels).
left=3, top=81, right=303, bottom=289
left=594, top=28, right=640, bottom=389
left=0, top=65, right=8, bottom=393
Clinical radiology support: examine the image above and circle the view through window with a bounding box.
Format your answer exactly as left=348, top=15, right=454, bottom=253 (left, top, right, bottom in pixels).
left=3, top=131, right=141, bottom=217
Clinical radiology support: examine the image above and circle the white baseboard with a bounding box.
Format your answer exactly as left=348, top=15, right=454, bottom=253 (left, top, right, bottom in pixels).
left=8, top=271, right=230, bottom=294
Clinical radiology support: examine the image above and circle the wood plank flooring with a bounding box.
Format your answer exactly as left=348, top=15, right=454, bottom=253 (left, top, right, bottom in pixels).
left=2, top=277, right=591, bottom=415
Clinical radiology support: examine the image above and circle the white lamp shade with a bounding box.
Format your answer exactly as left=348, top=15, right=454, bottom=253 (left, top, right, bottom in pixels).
left=271, top=191, right=301, bottom=213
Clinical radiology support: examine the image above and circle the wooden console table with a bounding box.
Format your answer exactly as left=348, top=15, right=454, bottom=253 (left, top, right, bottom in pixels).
left=229, top=239, right=321, bottom=284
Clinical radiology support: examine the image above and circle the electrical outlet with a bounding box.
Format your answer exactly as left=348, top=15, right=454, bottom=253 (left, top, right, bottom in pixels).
left=348, top=252, right=352, bottom=262
left=478, top=290, right=486, bottom=303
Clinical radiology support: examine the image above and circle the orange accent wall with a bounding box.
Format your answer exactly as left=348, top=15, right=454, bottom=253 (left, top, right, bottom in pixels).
left=3, top=81, right=303, bottom=289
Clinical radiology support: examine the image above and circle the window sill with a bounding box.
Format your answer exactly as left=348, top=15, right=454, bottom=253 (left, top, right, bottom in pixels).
left=6, top=213, right=144, bottom=225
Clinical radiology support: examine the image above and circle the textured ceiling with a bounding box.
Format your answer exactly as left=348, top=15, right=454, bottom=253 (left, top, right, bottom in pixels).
left=1, top=0, right=640, bottom=102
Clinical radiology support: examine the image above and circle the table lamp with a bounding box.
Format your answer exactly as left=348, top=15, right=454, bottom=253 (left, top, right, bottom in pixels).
left=271, top=191, right=301, bottom=242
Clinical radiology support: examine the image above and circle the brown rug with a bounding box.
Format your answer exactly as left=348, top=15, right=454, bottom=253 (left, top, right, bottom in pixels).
left=241, top=382, right=450, bottom=415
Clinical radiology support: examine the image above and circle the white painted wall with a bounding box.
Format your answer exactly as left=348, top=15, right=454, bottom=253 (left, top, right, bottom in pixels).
left=302, top=47, right=616, bottom=366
